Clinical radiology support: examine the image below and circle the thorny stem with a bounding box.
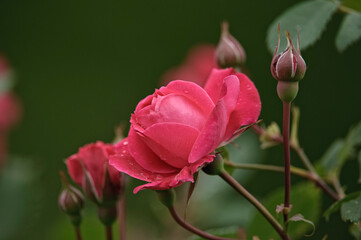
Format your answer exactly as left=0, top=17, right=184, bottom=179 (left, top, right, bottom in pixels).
left=74, top=226, right=82, bottom=240
left=106, top=226, right=113, bottom=240
left=282, top=102, right=291, bottom=227
left=219, top=170, right=290, bottom=240
left=168, top=206, right=235, bottom=240
left=251, top=125, right=341, bottom=201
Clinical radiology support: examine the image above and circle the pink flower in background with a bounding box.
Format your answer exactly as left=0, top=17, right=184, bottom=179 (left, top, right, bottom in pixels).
left=0, top=55, right=22, bottom=169
left=66, top=141, right=123, bottom=204
left=161, top=44, right=218, bottom=87
left=110, top=68, right=261, bottom=193
left=0, top=93, right=21, bottom=133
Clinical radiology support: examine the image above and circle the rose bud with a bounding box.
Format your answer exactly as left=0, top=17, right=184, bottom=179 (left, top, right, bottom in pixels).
left=271, top=28, right=306, bottom=83
left=216, top=21, right=246, bottom=70
left=110, top=68, right=261, bottom=193
left=271, top=26, right=306, bottom=102
left=66, top=141, right=123, bottom=207
left=58, top=171, right=85, bottom=226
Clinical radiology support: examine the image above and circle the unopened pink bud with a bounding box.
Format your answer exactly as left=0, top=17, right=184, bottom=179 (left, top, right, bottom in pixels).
left=216, top=21, right=246, bottom=69
left=271, top=28, right=306, bottom=82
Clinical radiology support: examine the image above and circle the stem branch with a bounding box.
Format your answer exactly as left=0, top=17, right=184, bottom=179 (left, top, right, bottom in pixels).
left=168, top=206, right=235, bottom=240
left=219, top=170, right=289, bottom=240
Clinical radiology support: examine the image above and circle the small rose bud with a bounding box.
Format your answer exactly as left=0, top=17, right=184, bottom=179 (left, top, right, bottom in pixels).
left=271, top=27, right=306, bottom=82
left=216, top=21, right=246, bottom=69
left=202, top=153, right=225, bottom=175
left=58, top=171, right=85, bottom=226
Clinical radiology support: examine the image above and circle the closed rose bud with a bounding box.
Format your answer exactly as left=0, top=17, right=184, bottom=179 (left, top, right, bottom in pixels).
left=58, top=171, right=85, bottom=226
left=58, top=185, right=85, bottom=215
left=216, top=21, right=246, bottom=70
left=271, top=29, right=306, bottom=82
left=66, top=142, right=123, bottom=206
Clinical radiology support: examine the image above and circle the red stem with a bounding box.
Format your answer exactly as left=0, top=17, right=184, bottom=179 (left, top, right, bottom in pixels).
left=168, top=206, right=235, bottom=240
left=106, top=225, right=113, bottom=240
left=74, top=226, right=82, bottom=240
left=118, top=193, right=127, bottom=240
left=282, top=102, right=291, bottom=226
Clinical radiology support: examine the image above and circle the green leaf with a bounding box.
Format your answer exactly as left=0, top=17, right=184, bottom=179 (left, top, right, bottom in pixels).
left=347, top=121, right=361, bottom=147
left=336, top=12, right=361, bottom=52
left=248, top=182, right=322, bottom=240
left=188, top=226, right=240, bottom=240
left=341, top=194, right=361, bottom=223
left=320, top=139, right=348, bottom=173
left=358, top=151, right=361, bottom=183
left=324, top=191, right=361, bottom=221
left=267, top=0, right=339, bottom=53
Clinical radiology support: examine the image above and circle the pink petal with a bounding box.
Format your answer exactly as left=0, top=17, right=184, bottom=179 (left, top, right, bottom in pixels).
left=66, top=154, right=84, bottom=187
left=109, top=139, right=175, bottom=190
left=223, top=73, right=261, bottom=141
left=203, top=68, right=235, bottom=103
left=77, top=143, right=109, bottom=196
left=142, top=122, right=200, bottom=168
left=160, top=80, right=215, bottom=116
left=128, top=127, right=178, bottom=173
left=188, top=99, right=227, bottom=163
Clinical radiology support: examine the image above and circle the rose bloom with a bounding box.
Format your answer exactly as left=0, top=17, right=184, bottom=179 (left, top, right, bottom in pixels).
left=161, top=44, right=218, bottom=87
left=66, top=141, right=123, bottom=203
left=110, top=68, right=261, bottom=193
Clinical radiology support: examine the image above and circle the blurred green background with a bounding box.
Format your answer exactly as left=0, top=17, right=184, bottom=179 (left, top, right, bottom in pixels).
left=0, top=0, right=360, bottom=239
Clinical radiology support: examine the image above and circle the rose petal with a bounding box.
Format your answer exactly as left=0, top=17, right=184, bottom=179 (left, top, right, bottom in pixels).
left=223, top=72, right=261, bottom=141
left=128, top=127, right=178, bottom=173
left=109, top=139, right=175, bottom=192
left=188, top=99, right=227, bottom=163
left=142, top=122, right=200, bottom=168
left=66, top=154, right=83, bottom=187
left=160, top=80, right=215, bottom=116
left=203, top=68, right=235, bottom=103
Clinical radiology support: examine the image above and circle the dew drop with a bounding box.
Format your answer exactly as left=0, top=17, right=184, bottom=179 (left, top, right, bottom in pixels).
left=123, top=141, right=128, bottom=145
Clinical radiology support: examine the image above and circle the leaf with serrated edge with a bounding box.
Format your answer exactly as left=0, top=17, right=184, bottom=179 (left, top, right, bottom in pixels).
left=336, top=12, right=361, bottom=52
left=324, top=191, right=361, bottom=221
left=267, top=0, right=339, bottom=53
left=341, top=194, right=361, bottom=223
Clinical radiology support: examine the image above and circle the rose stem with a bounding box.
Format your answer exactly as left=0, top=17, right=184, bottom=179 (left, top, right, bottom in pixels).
left=74, top=226, right=82, bottom=240
left=282, top=102, right=291, bottom=227
left=251, top=125, right=341, bottom=201
left=218, top=170, right=289, bottom=240
left=167, top=206, right=235, bottom=240
left=118, top=188, right=127, bottom=240
left=105, top=226, right=113, bottom=240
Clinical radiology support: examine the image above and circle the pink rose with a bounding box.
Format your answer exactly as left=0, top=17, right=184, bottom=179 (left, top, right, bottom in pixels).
left=110, top=68, right=261, bottom=193
left=161, top=44, right=218, bottom=87
left=66, top=141, right=123, bottom=204
left=0, top=93, right=21, bottom=133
